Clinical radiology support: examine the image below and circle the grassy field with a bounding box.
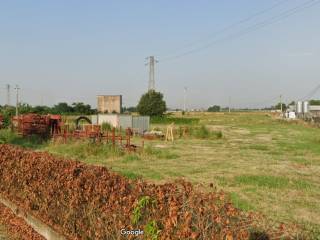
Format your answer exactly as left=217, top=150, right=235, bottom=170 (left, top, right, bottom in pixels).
left=1, top=112, right=320, bottom=237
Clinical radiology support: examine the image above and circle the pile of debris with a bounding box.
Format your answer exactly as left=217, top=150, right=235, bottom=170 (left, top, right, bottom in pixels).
left=0, top=144, right=291, bottom=239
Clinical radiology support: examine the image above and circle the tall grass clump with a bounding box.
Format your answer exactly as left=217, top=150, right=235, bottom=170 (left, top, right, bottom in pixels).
left=189, top=125, right=223, bottom=139
left=101, top=122, right=112, bottom=131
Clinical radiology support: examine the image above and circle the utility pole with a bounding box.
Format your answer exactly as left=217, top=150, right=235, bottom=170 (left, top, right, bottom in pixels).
left=228, top=96, right=231, bottom=113
left=14, top=85, right=20, bottom=116
left=183, top=87, right=187, bottom=112
left=145, top=56, right=158, bottom=91
left=6, top=84, right=10, bottom=106
left=280, top=94, right=282, bottom=112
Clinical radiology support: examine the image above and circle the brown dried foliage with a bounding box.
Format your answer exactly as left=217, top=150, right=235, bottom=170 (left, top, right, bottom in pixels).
left=0, top=144, right=287, bottom=239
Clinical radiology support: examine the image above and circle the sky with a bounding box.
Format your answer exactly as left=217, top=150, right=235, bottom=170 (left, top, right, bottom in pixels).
left=0, top=0, right=319, bottom=109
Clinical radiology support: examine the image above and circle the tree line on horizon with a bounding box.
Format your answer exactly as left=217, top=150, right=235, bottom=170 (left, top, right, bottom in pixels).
left=1, top=95, right=320, bottom=117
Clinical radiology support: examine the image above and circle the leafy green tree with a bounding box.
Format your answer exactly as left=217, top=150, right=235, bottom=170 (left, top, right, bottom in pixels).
left=208, top=105, right=221, bottom=112
left=51, top=102, right=73, bottom=114
left=72, top=102, right=95, bottom=115
left=137, top=90, right=166, bottom=116
left=274, top=102, right=287, bottom=111
left=32, top=105, right=51, bottom=114
left=309, top=99, right=320, bottom=105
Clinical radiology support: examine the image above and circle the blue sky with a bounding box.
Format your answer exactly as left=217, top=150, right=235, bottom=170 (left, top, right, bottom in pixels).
left=0, top=0, right=319, bottom=109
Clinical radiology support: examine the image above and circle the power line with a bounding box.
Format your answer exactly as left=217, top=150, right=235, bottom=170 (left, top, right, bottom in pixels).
left=301, top=83, right=320, bottom=100
left=159, top=0, right=319, bottom=62
left=157, top=0, right=291, bottom=58
left=232, top=95, right=281, bottom=108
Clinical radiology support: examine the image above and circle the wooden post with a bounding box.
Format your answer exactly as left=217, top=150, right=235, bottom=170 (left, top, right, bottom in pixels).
left=165, top=123, right=174, bottom=142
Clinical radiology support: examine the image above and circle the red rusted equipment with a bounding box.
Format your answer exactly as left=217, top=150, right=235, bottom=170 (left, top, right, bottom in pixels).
left=52, top=126, right=142, bottom=152
left=11, top=114, right=143, bottom=152
left=12, top=114, right=63, bottom=138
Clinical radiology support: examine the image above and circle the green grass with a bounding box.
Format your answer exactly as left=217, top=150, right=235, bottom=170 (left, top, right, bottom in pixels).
left=234, top=175, right=315, bottom=191
left=247, top=144, right=269, bottom=151
left=144, top=145, right=178, bottom=159
left=230, top=192, right=255, bottom=211
left=0, top=129, right=46, bottom=149
left=150, top=116, right=199, bottom=125
left=46, top=141, right=124, bottom=160
left=235, top=175, right=291, bottom=189
left=187, top=125, right=223, bottom=139
left=116, top=170, right=141, bottom=180
left=122, top=154, right=141, bottom=163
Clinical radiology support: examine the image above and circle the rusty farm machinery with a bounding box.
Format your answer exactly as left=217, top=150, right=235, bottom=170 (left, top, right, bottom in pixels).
left=11, top=114, right=141, bottom=152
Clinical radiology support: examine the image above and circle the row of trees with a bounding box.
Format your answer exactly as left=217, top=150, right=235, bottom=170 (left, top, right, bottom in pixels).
left=0, top=91, right=168, bottom=119
left=207, top=100, right=320, bottom=112
left=6, top=92, right=317, bottom=118
left=0, top=102, right=98, bottom=127
left=0, top=102, right=96, bottom=115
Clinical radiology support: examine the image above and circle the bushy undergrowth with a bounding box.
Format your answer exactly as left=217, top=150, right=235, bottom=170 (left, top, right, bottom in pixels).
left=0, top=129, right=44, bottom=148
